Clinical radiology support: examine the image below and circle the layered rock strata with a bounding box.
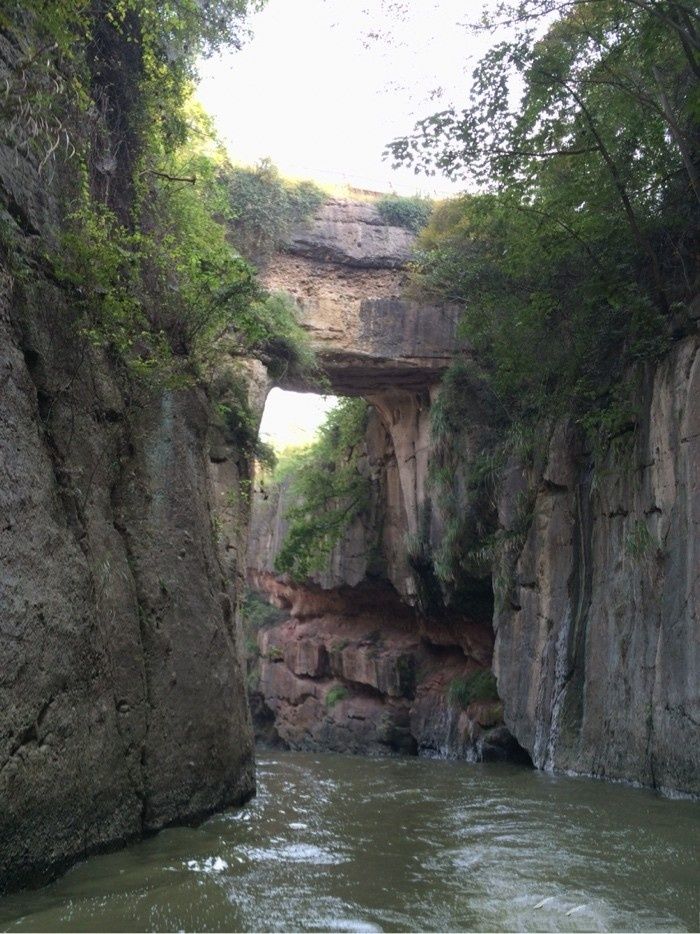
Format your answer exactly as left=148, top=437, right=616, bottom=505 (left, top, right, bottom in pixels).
left=247, top=577, right=521, bottom=762
left=263, top=199, right=461, bottom=395
left=250, top=197, right=699, bottom=795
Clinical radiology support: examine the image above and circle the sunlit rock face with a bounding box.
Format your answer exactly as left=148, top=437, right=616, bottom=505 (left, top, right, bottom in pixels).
left=263, top=198, right=461, bottom=394
left=257, top=199, right=465, bottom=600
left=286, top=198, right=415, bottom=268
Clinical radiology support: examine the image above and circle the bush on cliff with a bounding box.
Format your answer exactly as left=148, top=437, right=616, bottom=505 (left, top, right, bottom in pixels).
left=325, top=685, right=349, bottom=708
left=448, top=671, right=499, bottom=709
left=376, top=194, right=432, bottom=232
left=227, top=159, right=326, bottom=263
left=2, top=1, right=318, bottom=389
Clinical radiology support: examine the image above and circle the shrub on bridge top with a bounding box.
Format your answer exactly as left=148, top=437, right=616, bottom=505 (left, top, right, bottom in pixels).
left=226, top=159, right=326, bottom=264
left=377, top=194, right=433, bottom=232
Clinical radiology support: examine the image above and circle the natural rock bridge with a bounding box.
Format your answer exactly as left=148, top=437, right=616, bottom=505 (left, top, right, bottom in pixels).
left=255, top=197, right=465, bottom=583
left=240, top=199, right=511, bottom=760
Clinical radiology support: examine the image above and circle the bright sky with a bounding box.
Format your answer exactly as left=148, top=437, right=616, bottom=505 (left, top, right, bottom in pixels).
left=197, top=0, right=500, bottom=196
left=258, top=389, right=338, bottom=450
left=197, top=1, right=500, bottom=445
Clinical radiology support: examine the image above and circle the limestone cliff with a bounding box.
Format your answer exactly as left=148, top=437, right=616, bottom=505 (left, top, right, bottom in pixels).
left=247, top=200, right=519, bottom=762
left=493, top=338, right=699, bottom=795
left=0, top=61, right=255, bottom=898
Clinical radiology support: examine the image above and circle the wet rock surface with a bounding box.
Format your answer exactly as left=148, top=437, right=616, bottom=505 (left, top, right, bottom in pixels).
left=494, top=337, right=700, bottom=795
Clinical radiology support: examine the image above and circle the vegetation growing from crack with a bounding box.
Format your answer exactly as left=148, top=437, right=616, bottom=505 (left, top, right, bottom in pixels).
left=273, top=398, right=371, bottom=582
left=1, top=1, right=317, bottom=392
left=325, top=685, right=349, bottom=708
left=447, top=671, right=499, bottom=710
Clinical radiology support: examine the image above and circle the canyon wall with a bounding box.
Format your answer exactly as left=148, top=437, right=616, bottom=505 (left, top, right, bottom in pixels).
left=0, top=89, right=255, bottom=897
left=249, top=199, right=699, bottom=795
left=493, top=339, right=699, bottom=794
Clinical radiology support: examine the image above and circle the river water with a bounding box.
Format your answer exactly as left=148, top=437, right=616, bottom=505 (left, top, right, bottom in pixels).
left=1, top=752, right=698, bottom=933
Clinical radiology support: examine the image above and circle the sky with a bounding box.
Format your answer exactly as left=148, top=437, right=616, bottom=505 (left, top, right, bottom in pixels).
left=258, top=389, right=338, bottom=450
left=196, top=0, right=500, bottom=446
left=196, top=0, right=500, bottom=197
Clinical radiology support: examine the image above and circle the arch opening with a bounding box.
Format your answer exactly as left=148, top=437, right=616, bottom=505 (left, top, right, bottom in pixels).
left=258, top=388, right=339, bottom=451
left=241, top=384, right=528, bottom=767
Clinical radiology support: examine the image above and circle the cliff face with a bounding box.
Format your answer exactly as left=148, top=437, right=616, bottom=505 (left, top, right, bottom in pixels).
left=248, top=201, right=519, bottom=762
left=249, top=199, right=699, bottom=795
left=247, top=577, right=520, bottom=761
left=0, top=87, right=254, bottom=897
left=494, top=338, right=699, bottom=794
left=264, top=198, right=460, bottom=395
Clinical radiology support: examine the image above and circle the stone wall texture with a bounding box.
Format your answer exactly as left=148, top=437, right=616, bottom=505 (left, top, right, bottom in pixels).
left=0, top=111, right=254, bottom=894
left=494, top=339, right=700, bottom=795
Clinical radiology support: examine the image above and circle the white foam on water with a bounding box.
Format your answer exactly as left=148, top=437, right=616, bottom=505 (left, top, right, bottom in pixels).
left=240, top=842, right=345, bottom=865
left=184, top=856, right=229, bottom=874
left=313, top=917, right=383, bottom=933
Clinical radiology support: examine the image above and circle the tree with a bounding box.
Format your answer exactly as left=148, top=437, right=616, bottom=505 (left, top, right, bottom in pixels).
left=388, top=0, right=699, bottom=315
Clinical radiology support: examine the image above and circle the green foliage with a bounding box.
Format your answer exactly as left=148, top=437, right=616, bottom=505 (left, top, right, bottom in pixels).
left=625, top=520, right=656, bottom=561
left=325, top=685, right=349, bottom=708
left=226, top=291, right=319, bottom=383
left=214, top=369, right=276, bottom=468
left=427, top=360, right=502, bottom=589
left=241, top=590, right=286, bottom=633
left=416, top=193, right=673, bottom=427
left=55, top=201, right=158, bottom=369
left=388, top=0, right=697, bottom=450
left=273, top=398, right=371, bottom=581
left=2, top=3, right=324, bottom=397
left=405, top=504, right=447, bottom=617
left=376, top=194, right=432, bottom=232
left=227, top=159, right=326, bottom=263
left=447, top=670, right=499, bottom=709
left=1, top=1, right=261, bottom=173
left=53, top=123, right=269, bottom=383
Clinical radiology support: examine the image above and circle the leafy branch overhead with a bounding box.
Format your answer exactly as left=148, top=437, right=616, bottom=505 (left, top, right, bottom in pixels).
left=388, top=0, right=698, bottom=311
left=391, top=0, right=697, bottom=427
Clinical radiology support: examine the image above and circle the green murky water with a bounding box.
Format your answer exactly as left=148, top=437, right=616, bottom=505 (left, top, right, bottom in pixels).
left=1, top=752, right=698, bottom=932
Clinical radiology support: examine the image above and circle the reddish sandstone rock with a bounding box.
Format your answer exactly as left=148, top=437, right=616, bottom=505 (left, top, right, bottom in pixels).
left=248, top=580, right=526, bottom=762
